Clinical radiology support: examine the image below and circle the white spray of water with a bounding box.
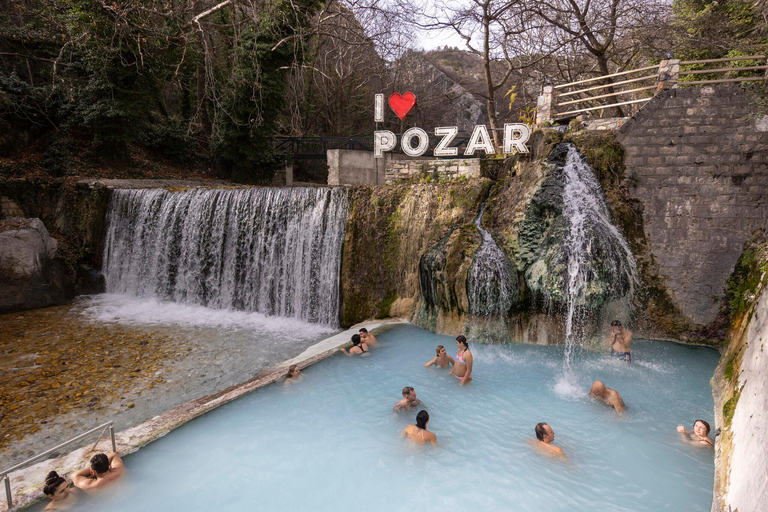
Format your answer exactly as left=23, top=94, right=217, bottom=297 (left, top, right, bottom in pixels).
left=557, top=145, right=638, bottom=384
left=102, top=187, right=348, bottom=326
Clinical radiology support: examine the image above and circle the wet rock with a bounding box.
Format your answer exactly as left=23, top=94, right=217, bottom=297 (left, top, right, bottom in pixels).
left=0, top=218, right=74, bottom=312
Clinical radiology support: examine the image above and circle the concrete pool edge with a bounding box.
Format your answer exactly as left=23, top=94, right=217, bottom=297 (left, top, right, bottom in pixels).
left=2, top=319, right=408, bottom=511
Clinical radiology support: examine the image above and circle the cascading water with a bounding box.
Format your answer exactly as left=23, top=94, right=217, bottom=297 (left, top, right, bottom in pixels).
left=102, top=187, right=348, bottom=325
left=467, top=203, right=517, bottom=316
left=559, top=144, right=638, bottom=367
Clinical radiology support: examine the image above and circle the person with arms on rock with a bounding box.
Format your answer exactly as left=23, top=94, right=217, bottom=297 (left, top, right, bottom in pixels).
left=43, top=471, right=79, bottom=511
left=72, top=452, right=124, bottom=491
left=341, top=334, right=369, bottom=356
left=401, top=410, right=438, bottom=446
left=529, top=423, right=567, bottom=459
left=424, top=345, right=454, bottom=368
left=589, top=380, right=626, bottom=414
left=609, top=320, right=633, bottom=362
left=450, top=335, right=473, bottom=385
left=677, top=419, right=714, bottom=447
left=393, top=386, right=423, bottom=412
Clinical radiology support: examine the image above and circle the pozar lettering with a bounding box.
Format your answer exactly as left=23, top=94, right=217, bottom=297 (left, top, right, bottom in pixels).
left=373, top=92, right=531, bottom=158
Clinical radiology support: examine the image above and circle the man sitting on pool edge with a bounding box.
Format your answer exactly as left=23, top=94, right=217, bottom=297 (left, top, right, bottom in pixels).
left=393, top=386, right=423, bottom=412
left=589, top=380, right=625, bottom=414
left=72, top=452, right=125, bottom=491
left=529, top=423, right=566, bottom=458
left=608, top=320, right=633, bottom=362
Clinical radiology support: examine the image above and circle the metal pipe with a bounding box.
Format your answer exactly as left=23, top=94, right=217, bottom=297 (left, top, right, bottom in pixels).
left=679, top=65, right=768, bottom=76
left=679, top=55, right=766, bottom=65
left=554, top=97, right=652, bottom=118
left=678, top=76, right=768, bottom=86
left=556, top=85, right=657, bottom=107
left=110, top=425, right=116, bottom=452
left=558, top=74, right=658, bottom=97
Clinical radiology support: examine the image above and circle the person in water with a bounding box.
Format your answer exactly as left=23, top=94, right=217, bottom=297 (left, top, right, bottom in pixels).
left=530, top=423, right=566, bottom=458
left=677, top=420, right=714, bottom=447
left=359, top=327, right=378, bottom=346
left=284, top=364, right=303, bottom=385
left=401, top=410, right=437, bottom=446
left=589, top=380, right=626, bottom=414
left=341, top=334, right=369, bottom=356
left=424, top=345, right=454, bottom=368
left=609, top=320, right=633, bottom=362
left=72, top=452, right=124, bottom=491
left=43, top=471, right=79, bottom=511
left=393, top=386, right=423, bottom=412
left=449, top=335, right=473, bottom=385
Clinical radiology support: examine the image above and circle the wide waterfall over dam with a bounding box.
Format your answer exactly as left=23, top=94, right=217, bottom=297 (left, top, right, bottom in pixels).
left=102, top=187, right=349, bottom=325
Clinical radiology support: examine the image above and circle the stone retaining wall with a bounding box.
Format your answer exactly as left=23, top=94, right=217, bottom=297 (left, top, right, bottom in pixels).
left=385, top=158, right=481, bottom=183
left=618, top=86, right=768, bottom=325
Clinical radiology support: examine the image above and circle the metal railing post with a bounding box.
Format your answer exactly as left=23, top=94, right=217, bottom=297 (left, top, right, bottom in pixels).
left=5, top=475, right=12, bottom=508
left=110, top=425, right=117, bottom=452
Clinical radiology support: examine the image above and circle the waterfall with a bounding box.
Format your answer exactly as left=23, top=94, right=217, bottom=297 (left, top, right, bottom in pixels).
left=467, top=203, right=517, bottom=316
left=560, top=144, right=638, bottom=365
left=102, top=187, right=348, bottom=326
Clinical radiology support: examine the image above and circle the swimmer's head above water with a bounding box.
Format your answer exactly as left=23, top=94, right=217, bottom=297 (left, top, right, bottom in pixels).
left=590, top=380, right=607, bottom=397
left=351, top=334, right=362, bottom=346
left=693, top=419, right=711, bottom=436
left=456, top=335, right=468, bottom=349
left=287, top=364, right=300, bottom=378
left=90, top=453, right=110, bottom=476
left=436, top=345, right=445, bottom=356
left=416, top=410, right=429, bottom=429
left=43, top=471, right=69, bottom=501
left=535, top=423, right=555, bottom=443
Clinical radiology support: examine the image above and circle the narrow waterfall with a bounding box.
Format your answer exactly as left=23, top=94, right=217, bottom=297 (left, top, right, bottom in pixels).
left=560, top=144, right=638, bottom=365
left=102, top=187, right=349, bottom=325
left=467, top=203, right=517, bottom=316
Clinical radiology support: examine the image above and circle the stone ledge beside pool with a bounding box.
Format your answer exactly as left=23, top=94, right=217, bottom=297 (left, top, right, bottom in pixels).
left=1, top=319, right=407, bottom=512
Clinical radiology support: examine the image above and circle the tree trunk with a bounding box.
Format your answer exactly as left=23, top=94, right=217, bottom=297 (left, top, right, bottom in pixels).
left=597, top=56, right=624, bottom=117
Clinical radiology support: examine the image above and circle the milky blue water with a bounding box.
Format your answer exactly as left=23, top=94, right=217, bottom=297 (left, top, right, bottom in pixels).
left=41, top=325, right=718, bottom=512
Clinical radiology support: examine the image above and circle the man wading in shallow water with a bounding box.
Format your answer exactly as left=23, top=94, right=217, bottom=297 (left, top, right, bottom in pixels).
left=609, top=320, right=633, bottom=362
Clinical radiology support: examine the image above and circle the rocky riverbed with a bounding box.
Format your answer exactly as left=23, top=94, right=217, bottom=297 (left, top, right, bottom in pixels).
left=0, top=296, right=337, bottom=469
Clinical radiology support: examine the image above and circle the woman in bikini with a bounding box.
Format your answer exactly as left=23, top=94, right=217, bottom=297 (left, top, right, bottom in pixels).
left=341, top=334, right=369, bottom=356
left=401, top=410, right=437, bottom=446
left=449, top=335, right=473, bottom=385
left=677, top=419, right=714, bottom=447
left=43, top=471, right=79, bottom=511
left=424, top=345, right=454, bottom=368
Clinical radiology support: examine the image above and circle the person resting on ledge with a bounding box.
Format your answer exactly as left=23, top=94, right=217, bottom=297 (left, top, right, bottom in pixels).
left=529, top=423, right=566, bottom=459
left=677, top=419, right=714, bottom=447
left=43, top=471, right=80, bottom=511
left=72, top=452, right=124, bottom=491
left=359, top=327, right=378, bottom=346
left=589, top=380, right=626, bottom=414
left=449, top=335, right=473, bottom=385
left=341, top=334, right=369, bottom=356
left=608, top=320, right=633, bottom=363
left=424, top=345, right=454, bottom=369
left=393, top=386, right=423, bottom=412
left=284, top=364, right=303, bottom=385
left=401, top=410, right=438, bottom=446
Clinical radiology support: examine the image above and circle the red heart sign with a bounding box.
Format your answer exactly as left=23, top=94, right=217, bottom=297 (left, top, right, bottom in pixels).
left=388, top=92, right=416, bottom=120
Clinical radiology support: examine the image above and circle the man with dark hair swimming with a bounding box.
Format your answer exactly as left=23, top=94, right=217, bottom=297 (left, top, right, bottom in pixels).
left=529, top=423, right=566, bottom=458
left=589, top=380, right=626, bottom=414
left=72, top=452, right=124, bottom=491
left=393, top=386, right=422, bottom=412
left=359, top=327, right=378, bottom=346
left=609, top=320, right=633, bottom=362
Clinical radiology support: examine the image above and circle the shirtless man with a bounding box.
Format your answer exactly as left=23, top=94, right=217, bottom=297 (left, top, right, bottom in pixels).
left=72, top=452, right=124, bottom=491
left=393, top=386, right=422, bottom=412
left=359, top=328, right=378, bottom=346
left=529, top=423, right=566, bottom=458
left=609, top=320, right=633, bottom=362
left=589, top=380, right=626, bottom=414
left=677, top=420, right=714, bottom=447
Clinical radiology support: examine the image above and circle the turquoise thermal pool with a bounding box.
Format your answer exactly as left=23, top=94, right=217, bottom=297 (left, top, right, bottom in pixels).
left=36, top=324, right=718, bottom=511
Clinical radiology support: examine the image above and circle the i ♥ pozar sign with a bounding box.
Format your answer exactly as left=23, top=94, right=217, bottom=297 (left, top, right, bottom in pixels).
left=373, top=92, right=532, bottom=158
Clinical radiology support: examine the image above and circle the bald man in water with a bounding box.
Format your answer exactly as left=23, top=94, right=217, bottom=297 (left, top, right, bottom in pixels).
left=589, top=380, right=625, bottom=414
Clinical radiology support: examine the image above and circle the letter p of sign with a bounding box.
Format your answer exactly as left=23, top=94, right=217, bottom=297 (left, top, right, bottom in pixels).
left=374, top=130, right=397, bottom=158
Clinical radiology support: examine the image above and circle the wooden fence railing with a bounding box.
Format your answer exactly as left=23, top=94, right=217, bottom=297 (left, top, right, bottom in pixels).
left=536, top=55, right=768, bottom=124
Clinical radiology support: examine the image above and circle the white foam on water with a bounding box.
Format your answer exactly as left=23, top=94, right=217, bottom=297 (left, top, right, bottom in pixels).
left=76, top=294, right=336, bottom=340
left=554, top=372, right=585, bottom=400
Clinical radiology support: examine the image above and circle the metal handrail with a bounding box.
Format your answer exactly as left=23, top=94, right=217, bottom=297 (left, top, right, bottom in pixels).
left=557, top=85, right=658, bottom=107
left=557, top=74, right=659, bottom=97
left=554, top=97, right=652, bottom=118
left=1, top=421, right=116, bottom=508
left=679, top=55, right=766, bottom=65
left=679, top=64, right=768, bottom=75
left=554, top=64, right=659, bottom=89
